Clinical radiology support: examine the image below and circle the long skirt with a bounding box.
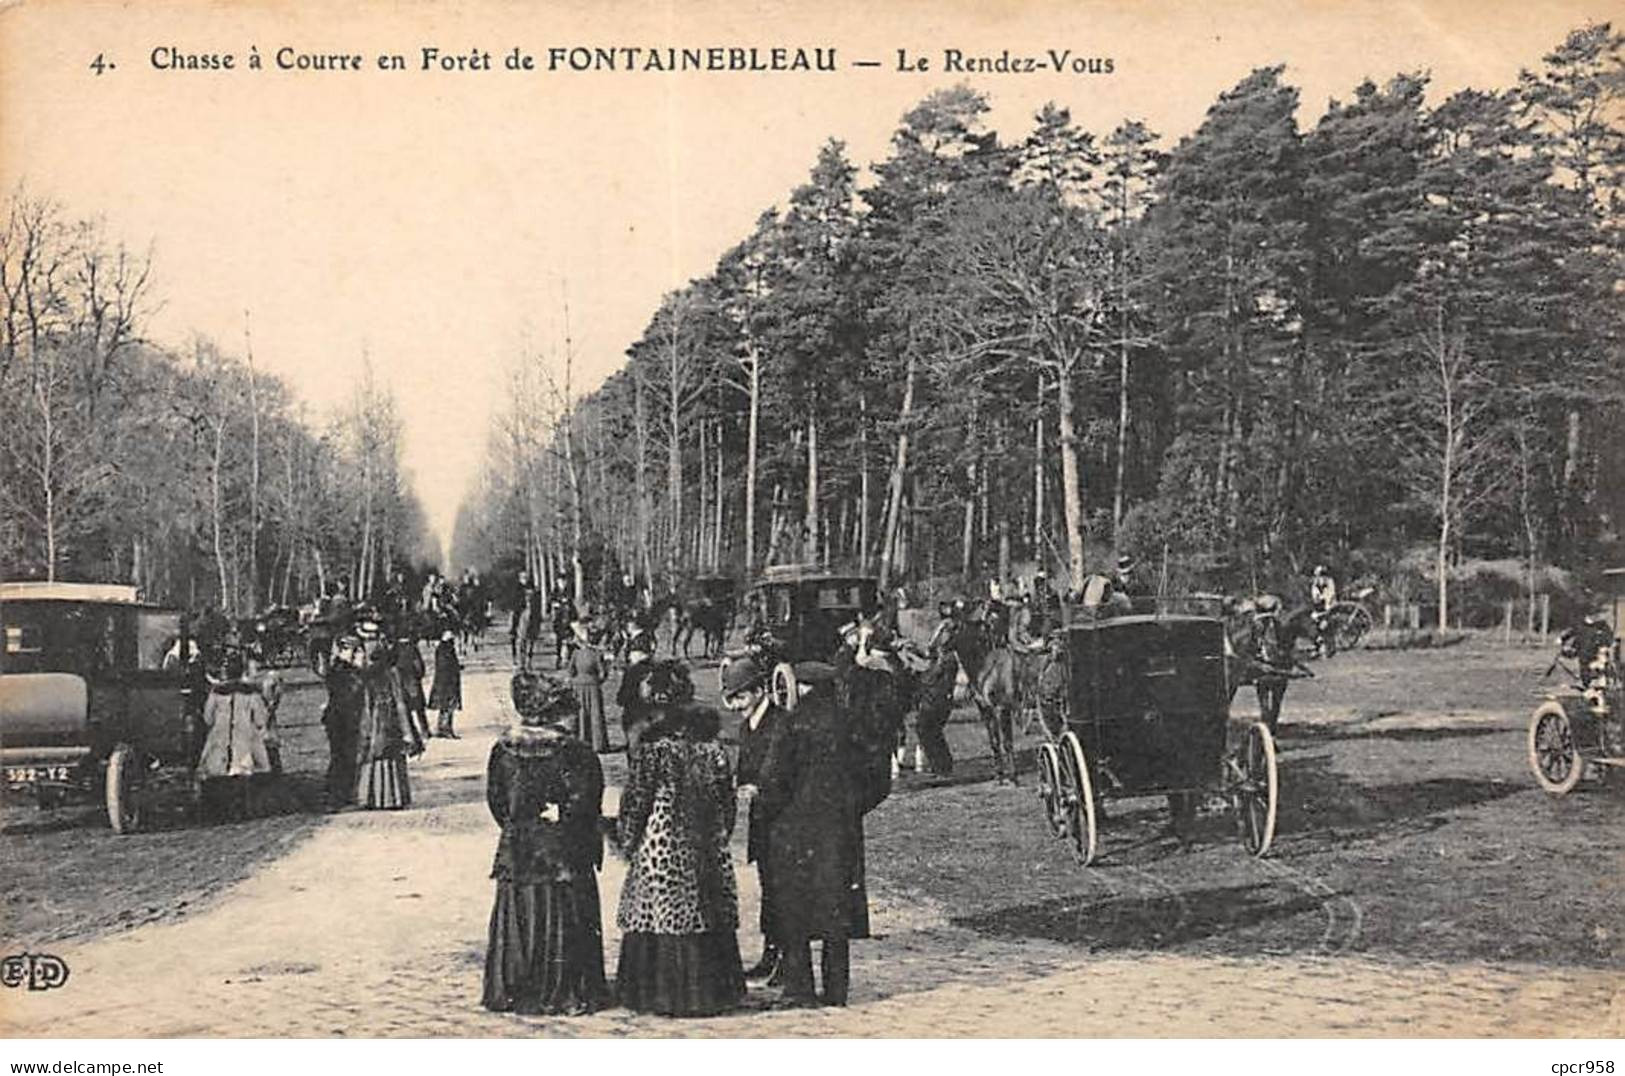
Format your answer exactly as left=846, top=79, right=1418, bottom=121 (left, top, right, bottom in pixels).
left=429, top=670, right=461, bottom=712
left=483, top=877, right=608, bottom=1015
left=573, top=683, right=610, bottom=752
left=615, top=932, right=745, bottom=1017
left=356, top=755, right=411, bottom=809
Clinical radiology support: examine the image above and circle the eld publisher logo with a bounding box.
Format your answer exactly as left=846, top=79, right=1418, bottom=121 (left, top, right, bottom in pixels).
left=1, top=952, right=70, bottom=991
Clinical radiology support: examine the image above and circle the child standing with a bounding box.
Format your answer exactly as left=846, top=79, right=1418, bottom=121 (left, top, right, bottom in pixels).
left=431, top=630, right=463, bottom=738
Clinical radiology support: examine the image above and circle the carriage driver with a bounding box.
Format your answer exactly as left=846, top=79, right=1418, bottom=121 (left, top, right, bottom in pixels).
left=1310, top=564, right=1337, bottom=657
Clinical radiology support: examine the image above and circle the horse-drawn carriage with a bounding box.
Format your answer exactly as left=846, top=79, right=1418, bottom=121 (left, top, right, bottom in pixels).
left=0, top=582, right=205, bottom=833
left=1032, top=609, right=1281, bottom=866
left=744, top=567, right=878, bottom=665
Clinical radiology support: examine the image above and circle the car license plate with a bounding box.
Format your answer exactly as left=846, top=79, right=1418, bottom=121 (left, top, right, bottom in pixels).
left=5, top=765, right=72, bottom=787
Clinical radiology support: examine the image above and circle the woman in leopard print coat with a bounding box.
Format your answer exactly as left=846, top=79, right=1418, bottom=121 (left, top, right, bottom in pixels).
left=613, top=662, right=744, bottom=1016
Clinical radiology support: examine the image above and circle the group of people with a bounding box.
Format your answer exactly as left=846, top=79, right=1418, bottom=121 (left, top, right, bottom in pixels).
left=481, top=643, right=885, bottom=1016
left=318, top=612, right=465, bottom=810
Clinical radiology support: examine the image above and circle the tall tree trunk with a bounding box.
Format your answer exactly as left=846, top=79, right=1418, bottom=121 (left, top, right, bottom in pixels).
left=1033, top=377, right=1045, bottom=562
left=879, top=351, right=917, bottom=588
left=859, top=393, right=871, bottom=572
left=697, top=416, right=709, bottom=572
left=563, top=301, right=586, bottom=603
left=1055, top=360, right=1087, bottom=592
left=1437, top=332, right=1455, bottom=633
left=1561, top=408, right=1582, bottom=554
left=961, top=456, right=976, bottom=577
left=633, top=374, right=652, bottom=587
left=713, top=421, right=724, bottom=572
left=35, top=374, right=58, bottom=582
left=1113, top=317, right=1130, bottom=534
left=805, top=407, right=819, bottom=565
left=212, top=419, right=229, bottom=610
left=245, top=312, right=261, bottom=612
left=745, top=349, right=760, bottom=576
left=668, top=379, right=682, bottom=580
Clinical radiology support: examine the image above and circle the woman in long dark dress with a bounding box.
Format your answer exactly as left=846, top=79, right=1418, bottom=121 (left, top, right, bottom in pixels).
left=354, top=627, right=424, bottom=810
left=566, top=624, right=611, bottom=752
left=614, top=661, right=744, bottom=1016
left=430, top=630, right=462, bottom=738
left=482, top=672, right=610, bottom=1015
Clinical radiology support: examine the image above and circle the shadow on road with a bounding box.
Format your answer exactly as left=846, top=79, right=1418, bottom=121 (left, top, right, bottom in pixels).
left=1282, top=722, right=1512, bottom=745
left=1272, top=752, right=1525, bottom=846
left=952, top=881, right=1324, bottom=951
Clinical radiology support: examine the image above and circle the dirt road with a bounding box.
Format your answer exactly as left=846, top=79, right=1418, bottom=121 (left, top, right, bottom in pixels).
left=4, top=644, right=1620, bottom=1038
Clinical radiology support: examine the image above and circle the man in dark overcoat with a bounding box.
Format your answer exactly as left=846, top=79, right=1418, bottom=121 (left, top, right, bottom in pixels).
left=721, top=651, right=786, bottom=982
left=753, top=661, right=875, bottom=1007
left=321, top=633, right=366, bottom=807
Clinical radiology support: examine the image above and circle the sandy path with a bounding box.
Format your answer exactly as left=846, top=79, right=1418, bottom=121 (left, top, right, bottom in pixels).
left=4, top=664, right=1618, bottom=1038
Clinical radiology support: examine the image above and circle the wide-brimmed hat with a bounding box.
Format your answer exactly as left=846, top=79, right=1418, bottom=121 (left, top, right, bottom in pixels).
left=640, top=659, right=695, bottom=706
left=510, top=671, right=579, bottom=725
left=719, top=651, right=766, bottom=696
left=1116, top=555, right=1136, bottom=572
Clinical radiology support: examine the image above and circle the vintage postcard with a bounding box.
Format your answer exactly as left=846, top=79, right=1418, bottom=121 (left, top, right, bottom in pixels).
left=0, top=0, right=1620, bottom=1050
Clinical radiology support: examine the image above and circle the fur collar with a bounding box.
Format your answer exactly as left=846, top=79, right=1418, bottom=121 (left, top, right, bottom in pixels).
left=500, top=724, right=574, bottom=756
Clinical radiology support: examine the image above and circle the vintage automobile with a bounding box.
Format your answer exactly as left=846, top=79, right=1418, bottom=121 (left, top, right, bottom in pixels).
left=1528, top=613, right=1624, bottom=795
left=1032, top=610, right=1280, bottom=865
left=0, top=582, right=204, bottom=833
left=743, top=566, right=878, bottom=667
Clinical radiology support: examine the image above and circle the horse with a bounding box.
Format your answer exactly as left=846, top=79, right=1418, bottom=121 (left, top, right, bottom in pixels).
left=682, top=596, right=734, bottom=660
left=1223, top=597, right=1316, bottom=731
left=512, top=603, right=541, bottom=670
left=455, top=585, right=489, bottom=652
left=640, top=593, right=687, bottom=658
left=968, top=603, right=1053, bottom=786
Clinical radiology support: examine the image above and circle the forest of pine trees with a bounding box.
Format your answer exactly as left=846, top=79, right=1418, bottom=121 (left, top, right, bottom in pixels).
left=454, top=25, right=1623, bottom=625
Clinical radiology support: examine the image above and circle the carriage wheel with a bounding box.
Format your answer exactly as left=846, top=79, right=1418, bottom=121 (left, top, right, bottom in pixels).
left=1036, top=742, right=1066, bottom=839
left=1233, top=722, right=1278, bottom=857
left=1058, top=731, right=1098, bottom=866
left=771, top=662, right=799, bottom=712
left=1335, top=606, right=1372, bottom=651
left=106, top=743, right=146, bottom=835
left=1528, top=701, right=1584, bottom=796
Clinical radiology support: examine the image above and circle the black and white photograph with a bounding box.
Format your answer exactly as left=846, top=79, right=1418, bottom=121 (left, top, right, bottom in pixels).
left=0, top=0, right=1621, bottom=1054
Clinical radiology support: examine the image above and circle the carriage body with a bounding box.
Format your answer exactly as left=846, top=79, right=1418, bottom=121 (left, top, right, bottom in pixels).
left=1060, top=614, right=1230, bottom=799
left=0, top=582, right=205, bottom=833
left=1036, top=609, right=1278, bottom=864
left=746, top=568, right=877, bottom=664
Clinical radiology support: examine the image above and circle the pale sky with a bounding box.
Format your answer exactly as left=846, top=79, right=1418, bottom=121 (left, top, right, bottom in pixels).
left=1, top=0, right=1609, bottom=558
